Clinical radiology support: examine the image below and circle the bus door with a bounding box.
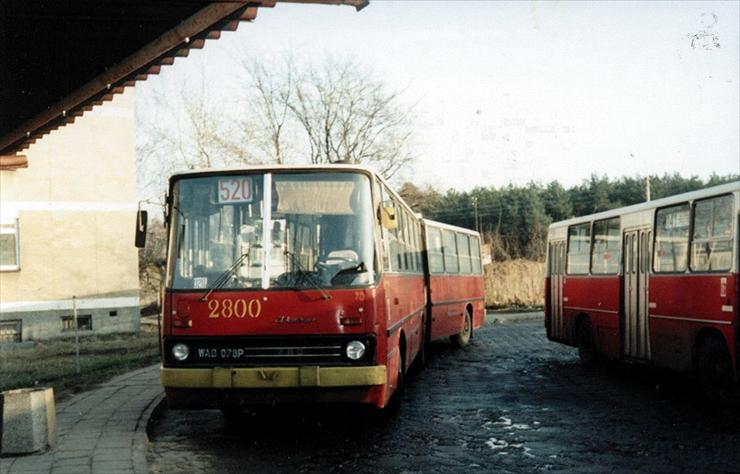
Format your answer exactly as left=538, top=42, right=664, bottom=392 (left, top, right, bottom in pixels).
left=623, top=228, right=651, bottom=359
left=548, top=241, right=566, bottom=340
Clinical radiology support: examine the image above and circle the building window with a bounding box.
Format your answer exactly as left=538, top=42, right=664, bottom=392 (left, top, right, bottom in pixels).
left=0, top=218, right=20, bottom=271
left=61, top=315, right=93, bottom=332
left=0, top=320, right=22, bottom=343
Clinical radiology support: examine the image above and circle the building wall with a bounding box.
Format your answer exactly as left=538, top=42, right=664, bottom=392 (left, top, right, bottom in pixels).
left=0, top=89, right=140, bottom=341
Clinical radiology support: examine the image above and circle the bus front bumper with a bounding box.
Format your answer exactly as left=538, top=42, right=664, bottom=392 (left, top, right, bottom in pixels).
left=160, top=365, right=387, bottom=389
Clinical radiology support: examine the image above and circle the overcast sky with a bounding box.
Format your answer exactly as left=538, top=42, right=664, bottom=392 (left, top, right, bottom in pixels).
left=136, top=1, right=740, bottom=191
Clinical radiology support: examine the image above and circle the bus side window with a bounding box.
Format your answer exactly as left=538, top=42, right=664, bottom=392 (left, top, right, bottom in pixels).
left=379, top=186, right=393, bottom=272
left=691, top=195, right=734, bottom=272
left=591, top=217, right=620, bottom=275
left=414, top=221, right=423, bottom=273
left=428, top=227, right=445, bottom=274
left=566, top=223, right=591, bottom=275
left=442, top=229, right=459, bottom=274
left=399, top=210, right=411, bottom=272
left=471, top=236, right=482, bottom=274
left=654, top=204, right=690, bottom=273
left=458, top=233, right=472, bottom=273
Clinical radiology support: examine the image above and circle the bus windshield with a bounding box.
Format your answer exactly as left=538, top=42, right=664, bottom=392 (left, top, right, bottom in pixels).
left=168, top=171, right=376, bottom=290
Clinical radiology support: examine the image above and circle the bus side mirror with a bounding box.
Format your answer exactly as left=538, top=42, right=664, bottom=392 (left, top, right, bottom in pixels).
left=135, top=210, right=148, bottom=248
left=380, top=202, right=398, bottom=230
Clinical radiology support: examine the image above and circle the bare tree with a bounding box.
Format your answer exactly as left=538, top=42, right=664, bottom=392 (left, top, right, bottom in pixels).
left=237, top=56, right=296, bottom=165
left=137, top=68, right=259, bottom=200
left=137, top=54, right=415, bottom=204
left=285, top=58, right=413, bottom=178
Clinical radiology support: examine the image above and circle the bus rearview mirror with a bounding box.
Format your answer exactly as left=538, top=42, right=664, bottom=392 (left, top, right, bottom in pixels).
left=135, top=210, right=148, bottom=248
left=381, top=204, right=398, bottom=230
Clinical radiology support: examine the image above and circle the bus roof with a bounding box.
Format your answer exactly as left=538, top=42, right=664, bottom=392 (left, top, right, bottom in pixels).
left=549, top=180, right=740, bottom=230
left=423, top=218, right=480, bottom=237
left=169, top=163, right=379, bottom=181
left=167, top=163, right=422, bottom=219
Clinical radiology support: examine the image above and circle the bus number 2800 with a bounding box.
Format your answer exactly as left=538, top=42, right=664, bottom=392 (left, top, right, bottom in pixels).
left=207, top=298, right=261, bottom=319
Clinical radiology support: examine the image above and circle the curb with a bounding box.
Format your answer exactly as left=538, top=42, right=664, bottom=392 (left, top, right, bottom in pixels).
left=132, top=392, right=165, bottom=474
left=486, top=311, right=543, bottom=324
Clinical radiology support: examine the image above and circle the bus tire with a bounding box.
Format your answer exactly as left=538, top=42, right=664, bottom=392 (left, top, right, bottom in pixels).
left=451, top=309, right=472, bottom=348
left=410, top=319, right=426, bottom=374
left=697, top=336, right=738, bottom=408
left=577, top=318, right=597, bottom=366
left=386, top=348, right=406, bottom=413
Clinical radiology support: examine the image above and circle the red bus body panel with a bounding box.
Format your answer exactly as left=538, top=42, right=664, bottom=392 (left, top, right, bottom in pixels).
left=163, top=272, right=427, bottom=409
left=561, top=276, right=622, bottom=359
left=428, top=274, right=485, bottom=341
left=649, top=273, right=737, bottom=372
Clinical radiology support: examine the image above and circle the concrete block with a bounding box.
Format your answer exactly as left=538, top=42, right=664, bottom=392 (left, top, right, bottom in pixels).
left=0, top=387, right=57, bottom=455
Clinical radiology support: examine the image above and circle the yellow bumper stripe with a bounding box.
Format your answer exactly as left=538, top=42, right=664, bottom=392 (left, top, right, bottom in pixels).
left=160, top=365, right=387, bottom=389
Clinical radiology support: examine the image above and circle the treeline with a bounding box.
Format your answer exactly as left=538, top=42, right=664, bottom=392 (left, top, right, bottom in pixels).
left=399, top=173, right=739, bottom=262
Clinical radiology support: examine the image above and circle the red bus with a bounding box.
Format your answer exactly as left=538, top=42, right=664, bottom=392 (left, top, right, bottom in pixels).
left=423, top=220, right=486, bottom=347
left=545, top=181, right=740, bottom=404
left=142, top=165, right=484, bottom=410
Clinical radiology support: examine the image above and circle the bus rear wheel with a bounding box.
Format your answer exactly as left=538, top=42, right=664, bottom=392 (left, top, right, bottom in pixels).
left=577, top=318, right=597, bottom=366
left=697, top=337, right=738, bottom=407
left=451, top=310, right=472, bottom=348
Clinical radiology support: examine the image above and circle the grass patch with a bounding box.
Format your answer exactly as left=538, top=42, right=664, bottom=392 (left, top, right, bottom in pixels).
left=0, top=332, right=160, bottom=398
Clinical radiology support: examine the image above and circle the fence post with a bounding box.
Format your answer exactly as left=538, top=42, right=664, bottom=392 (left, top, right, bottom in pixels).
left=72, top=296, right=80, bottom=375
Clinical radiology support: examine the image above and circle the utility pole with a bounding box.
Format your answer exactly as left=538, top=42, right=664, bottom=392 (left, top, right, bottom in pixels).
left=472, top=197, right=480, bottom=233
left=645, top=177, right=651, bottom=201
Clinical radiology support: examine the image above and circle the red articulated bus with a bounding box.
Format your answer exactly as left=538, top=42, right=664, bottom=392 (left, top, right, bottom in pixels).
left=149, top=165, right=484, bottom=410
left=545, top=181, right=740, bottom=404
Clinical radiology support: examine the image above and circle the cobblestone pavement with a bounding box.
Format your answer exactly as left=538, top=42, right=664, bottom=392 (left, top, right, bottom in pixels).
left=147, top=317, right=740, bottom=473
left=1, top=365, right=162, bottom=474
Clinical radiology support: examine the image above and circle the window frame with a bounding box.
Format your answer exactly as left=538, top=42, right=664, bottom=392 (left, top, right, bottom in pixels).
left=0, top=217, right=20, bottom=272
left=689, top=193, right=735, bottom=273
left=470, top=235, right=482, bottom=274
left=442, top=229, right=459, bottom=274
left=457, top=233, right=472, bottom=274
left=653, top=202, right=691, bottom=274
left=427, top=226, right=445, bottom=274
left=566, top=222, right=592, bottom=275
left=590, top=217, right=621, bottom=275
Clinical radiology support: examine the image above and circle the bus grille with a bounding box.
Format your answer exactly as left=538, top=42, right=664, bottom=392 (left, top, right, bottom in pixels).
left=163, top=335, right=375, bottom=367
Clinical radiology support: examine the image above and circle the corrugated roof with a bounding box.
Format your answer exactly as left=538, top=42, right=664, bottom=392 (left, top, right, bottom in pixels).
left=0, top=0, right=367, bottom=156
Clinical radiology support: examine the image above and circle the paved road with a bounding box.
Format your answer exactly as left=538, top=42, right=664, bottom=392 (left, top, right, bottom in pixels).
left=147, top=317, right=740, bottom=473
left=1, top=366, right=162, bottom=474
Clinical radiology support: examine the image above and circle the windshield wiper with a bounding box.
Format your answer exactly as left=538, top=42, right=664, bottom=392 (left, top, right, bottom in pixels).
left=283, top=250, right=331, bottom=300
left=199, top=252, right=250, bottom=302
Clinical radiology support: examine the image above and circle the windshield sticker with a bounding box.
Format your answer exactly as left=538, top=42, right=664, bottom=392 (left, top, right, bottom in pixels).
left=193, top=277, right=208, bottom=289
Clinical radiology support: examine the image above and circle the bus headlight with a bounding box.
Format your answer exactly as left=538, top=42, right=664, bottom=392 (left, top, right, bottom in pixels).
left=346, top=341, right=366, bottom=360
left=172, top=343, right=190, bottom=361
